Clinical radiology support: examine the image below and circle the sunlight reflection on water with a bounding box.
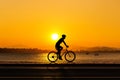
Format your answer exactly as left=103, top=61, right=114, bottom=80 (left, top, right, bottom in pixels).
left=0, top=52, right=120, bottom=64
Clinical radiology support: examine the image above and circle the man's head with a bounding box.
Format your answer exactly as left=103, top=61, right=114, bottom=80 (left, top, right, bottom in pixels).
left=62, top=34, right=66, bottom=39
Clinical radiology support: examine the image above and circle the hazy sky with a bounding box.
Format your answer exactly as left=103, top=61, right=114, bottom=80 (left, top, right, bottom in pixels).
left=0, top=0, right=120, bottom=50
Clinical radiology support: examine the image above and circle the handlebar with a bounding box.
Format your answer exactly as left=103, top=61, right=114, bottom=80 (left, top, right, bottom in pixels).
left=66, top=45, right=69, bottom=48
left=65, top=46, right=69, bottom=51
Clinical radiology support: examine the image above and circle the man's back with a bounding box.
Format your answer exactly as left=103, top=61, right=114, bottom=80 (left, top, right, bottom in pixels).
left=55, top=38, right=64, bottom=47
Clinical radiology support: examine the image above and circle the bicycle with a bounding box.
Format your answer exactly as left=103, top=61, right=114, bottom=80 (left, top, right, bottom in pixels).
left=47, top=47, right=76, bottom=63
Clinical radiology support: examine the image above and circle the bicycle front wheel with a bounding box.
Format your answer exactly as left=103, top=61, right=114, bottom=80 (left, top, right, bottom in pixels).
left=65, top=51, right=76, bottom=62
left=47, top=51, right=58, bottom=63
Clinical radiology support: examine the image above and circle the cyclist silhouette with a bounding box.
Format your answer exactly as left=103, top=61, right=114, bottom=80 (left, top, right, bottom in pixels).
left=55, top=34, right=69, bottom=60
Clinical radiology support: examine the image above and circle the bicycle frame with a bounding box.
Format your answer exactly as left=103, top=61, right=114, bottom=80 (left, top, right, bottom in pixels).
left=61, top=48, right=68, bottom=57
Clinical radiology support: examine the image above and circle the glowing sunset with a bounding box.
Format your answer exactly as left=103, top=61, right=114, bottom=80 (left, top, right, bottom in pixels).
left=51, top=33, right=58, bottom=40
left=0, top=0, right=120, bottom=50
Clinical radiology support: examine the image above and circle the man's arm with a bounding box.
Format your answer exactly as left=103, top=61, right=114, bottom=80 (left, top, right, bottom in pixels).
left=63, top=40, right=69, bottom=47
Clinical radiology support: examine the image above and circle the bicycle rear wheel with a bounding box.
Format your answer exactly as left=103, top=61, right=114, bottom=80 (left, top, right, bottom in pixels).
left=47, top=51, right=58, bottom=63
left=65, top=51, right=76, bottom=62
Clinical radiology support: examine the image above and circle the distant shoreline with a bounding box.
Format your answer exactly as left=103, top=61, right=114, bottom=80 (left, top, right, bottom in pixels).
left=0, top=47, right=120, bottom=53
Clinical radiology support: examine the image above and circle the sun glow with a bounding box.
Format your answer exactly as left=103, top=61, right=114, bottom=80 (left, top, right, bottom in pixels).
left=51, top=33, right=58, bottom=40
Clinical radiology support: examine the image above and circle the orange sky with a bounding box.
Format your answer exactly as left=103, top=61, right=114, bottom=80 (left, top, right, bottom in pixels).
left=0, top=0, right=120, bottom=50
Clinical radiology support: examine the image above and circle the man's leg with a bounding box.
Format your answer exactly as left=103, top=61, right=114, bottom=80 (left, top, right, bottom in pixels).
left=58, top=46, right=63, bottom=60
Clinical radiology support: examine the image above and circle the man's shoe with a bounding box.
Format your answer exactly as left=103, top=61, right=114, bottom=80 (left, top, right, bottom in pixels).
left=59, top=56, right=62, bottom=60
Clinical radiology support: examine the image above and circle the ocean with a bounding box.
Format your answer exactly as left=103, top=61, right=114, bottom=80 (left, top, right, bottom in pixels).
left=0, top=52, right=120, bottom=64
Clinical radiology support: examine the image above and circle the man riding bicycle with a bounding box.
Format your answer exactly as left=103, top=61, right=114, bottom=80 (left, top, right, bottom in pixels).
left=55, top=34, right=69, bottom=60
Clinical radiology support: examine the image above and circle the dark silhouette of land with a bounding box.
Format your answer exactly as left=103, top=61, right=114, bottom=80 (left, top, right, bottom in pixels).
left=0, top=48, right=49, bottom=53
left=0, top=46, right=120, bottom=54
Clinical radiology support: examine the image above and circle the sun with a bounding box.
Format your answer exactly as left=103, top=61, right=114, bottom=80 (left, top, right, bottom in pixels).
left=51, top=33, right=58, bottom=40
